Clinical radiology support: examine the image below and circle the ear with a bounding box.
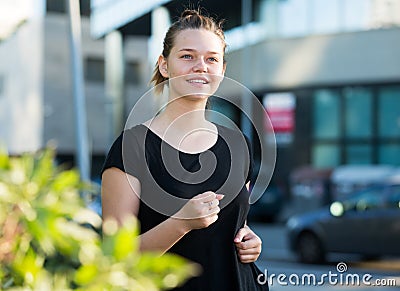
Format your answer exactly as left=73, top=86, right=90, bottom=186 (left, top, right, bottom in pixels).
left=222, top=62, right=227, bottom=76
left=158, top=55, right=169, bottom=78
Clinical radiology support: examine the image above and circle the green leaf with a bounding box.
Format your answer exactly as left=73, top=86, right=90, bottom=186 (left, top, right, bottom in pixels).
left=0, top=149, right=10, bottom=170
left=11, top=249, right=44, bottom=285
left=51, top=170, right=80, bottom=193
left=74, top=264, right=99, bottom=285
left=0, top=148, right=196, bottom=290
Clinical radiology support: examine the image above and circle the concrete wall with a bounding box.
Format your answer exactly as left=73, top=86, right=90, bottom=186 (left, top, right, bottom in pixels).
left=0, top=18, right=44, bottom=154
left=225, top=28, right=400, bottom=93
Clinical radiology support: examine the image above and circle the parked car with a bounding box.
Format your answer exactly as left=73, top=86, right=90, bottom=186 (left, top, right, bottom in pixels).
left=330, top=164, right=395, bottom=201
left=288, top=165, right=396, bottom=217
left=286, top=182, right=400, bottom=264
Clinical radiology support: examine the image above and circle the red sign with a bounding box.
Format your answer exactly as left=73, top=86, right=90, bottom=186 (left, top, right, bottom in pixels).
left=263, top=92, right=296, bottom=144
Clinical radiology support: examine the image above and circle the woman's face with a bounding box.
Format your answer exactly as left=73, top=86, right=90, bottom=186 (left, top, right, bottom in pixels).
left=158, top=29, right=226, bottom=100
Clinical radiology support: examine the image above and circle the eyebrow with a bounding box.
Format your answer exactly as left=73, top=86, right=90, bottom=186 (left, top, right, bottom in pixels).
left=178, top=48, right=221, bottom=55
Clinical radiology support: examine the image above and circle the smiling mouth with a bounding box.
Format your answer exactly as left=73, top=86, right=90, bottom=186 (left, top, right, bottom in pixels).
left=187, top=79, right=209, bottom=84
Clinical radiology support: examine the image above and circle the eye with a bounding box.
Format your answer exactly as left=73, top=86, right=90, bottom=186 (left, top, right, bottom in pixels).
left=181, top=54, right=193, bottom=59
left=208, top=57, right=218, bottom=63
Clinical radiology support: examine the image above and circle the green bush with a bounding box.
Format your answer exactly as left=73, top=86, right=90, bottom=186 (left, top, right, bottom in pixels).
left=0, top=149, right=198, bottom=290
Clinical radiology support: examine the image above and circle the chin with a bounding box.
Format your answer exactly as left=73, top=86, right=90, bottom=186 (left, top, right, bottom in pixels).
left=183, top=93, right=211, bottom=101
left=173, top=88, right=215, bottom=100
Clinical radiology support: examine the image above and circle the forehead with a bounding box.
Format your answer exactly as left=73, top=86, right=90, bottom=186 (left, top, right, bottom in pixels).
left=172, top=29, right=225, bottom=54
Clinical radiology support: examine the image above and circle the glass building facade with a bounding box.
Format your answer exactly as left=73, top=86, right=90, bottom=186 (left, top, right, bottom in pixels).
left=312, top=85, right=400, bottom=168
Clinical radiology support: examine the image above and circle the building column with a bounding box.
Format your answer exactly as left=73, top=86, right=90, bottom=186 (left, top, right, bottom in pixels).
left=150, top=6, right=170, bottom=110
left=105, top=30, right=124, bottom=140
left=150, top=6, right=170, bottom=64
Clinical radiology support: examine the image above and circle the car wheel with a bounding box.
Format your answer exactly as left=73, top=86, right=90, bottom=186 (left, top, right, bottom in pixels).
left=297, top=232, right=325, bottom=264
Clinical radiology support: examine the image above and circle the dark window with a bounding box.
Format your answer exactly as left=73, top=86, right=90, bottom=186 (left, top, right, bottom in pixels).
left=312, top=84, right=400, bottom=167
left=312, top=89, right=341, bottom=167
left=125, top=61, right=141, bottom=85
left=85, top=57, right=104, bottom=82
left=345, top=145, right=372, bottom=164
left=378, top=86, right=400, bottom=138
left=344, top=87, right=372, bottom=138
left=46, top=0, right=91, bottom=16
left=313, top=89, right=340, bottom=139
left=379, top=144, right=400, bottom=165
left=377, top=85, right=400, bottom=165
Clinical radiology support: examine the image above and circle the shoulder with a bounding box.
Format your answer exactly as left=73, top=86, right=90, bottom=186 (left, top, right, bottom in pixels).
left=101, top=124, right=147, bottom=176
left=104, top=125, right=145, bottom=153
left=123, top=124, right=147, bottom=140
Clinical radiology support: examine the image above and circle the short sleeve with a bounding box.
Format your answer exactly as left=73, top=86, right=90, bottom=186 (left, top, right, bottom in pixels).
left=101, top=129, right=143, bottom=179
left=101, top=133, right=125, bottom=175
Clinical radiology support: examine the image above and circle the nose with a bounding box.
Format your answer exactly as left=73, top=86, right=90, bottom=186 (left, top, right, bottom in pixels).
left=193, top=57, right=207, bottom=73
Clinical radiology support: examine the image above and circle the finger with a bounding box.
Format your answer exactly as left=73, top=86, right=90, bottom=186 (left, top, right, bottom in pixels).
left=236, top=238, right=261, bottom=250
left=216, top=194, right=225, bottom=200
left=198, top=191, right=216, bottom=203
left=236, top=247, right=261, bottom=256
left=238, top=254, right=259, bottom=263
left=202, top=211, right=220, bottom=224
left=206, top=199, right=220, bottom=209
left=209, top=214, right=219, bottom=224
left=234, top=228, right=247, bottom=243
left=202, top=200, right=220, bottom=214
left=240, top=229, right=259, bottom=242
left=208, top=205, right=220, bottom=216
left=200, top=200, right=220, bottom=215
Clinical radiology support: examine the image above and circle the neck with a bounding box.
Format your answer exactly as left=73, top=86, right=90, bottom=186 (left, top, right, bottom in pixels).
left=159, top=97, right=209, bottom=130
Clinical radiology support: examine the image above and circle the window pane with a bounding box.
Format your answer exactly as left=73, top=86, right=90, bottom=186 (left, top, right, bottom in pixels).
left=312, top=144, right=340, bottom=168
left=378, top=86, right=400, bottom=138
left=125, top=62, right=141, bottom=85
left=379, top=145, right=400, bottom=165
left=313, top=89, right=340, bottom=138
left=345, top=145, right=372, bottom=164
left=344, top=87, right=372, bottom=138
left=46, top=0, right=65, bottom=13
left=85, top=58, right=104, bottom=82
left=46, top=0, right=91, bottom=16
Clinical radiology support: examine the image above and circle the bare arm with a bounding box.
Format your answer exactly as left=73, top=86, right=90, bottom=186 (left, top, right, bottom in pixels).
left=101, top=167, right=222, bottom=254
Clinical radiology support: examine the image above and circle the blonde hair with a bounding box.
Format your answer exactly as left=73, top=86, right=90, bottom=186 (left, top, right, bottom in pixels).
left=150, top=8, right=226, bottom=95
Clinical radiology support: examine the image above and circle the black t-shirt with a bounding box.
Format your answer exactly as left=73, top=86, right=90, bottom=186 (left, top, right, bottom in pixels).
left=102, top=123, right=269, bottom=291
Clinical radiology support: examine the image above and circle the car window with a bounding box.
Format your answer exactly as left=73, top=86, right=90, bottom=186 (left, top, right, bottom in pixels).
left=344, top=187, right=385, bottom=211
left=386, top=185, right=400, bottom=209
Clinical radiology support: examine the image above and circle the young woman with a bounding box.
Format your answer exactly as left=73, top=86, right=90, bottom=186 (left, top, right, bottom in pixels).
left=101, top=9, right=269, bottom=291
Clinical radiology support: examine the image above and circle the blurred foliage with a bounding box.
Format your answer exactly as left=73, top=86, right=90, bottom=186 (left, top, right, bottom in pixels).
left=0, top=148, right=198, bottom=290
